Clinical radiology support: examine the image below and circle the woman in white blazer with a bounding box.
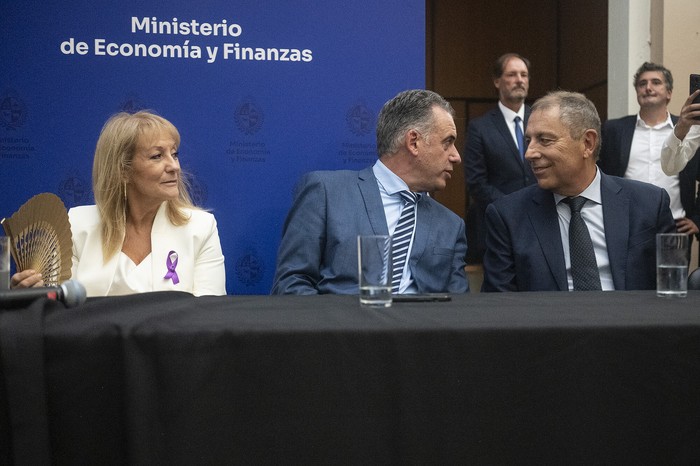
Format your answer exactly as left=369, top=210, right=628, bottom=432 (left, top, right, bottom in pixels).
left=12, top=111, right=226, bottom=296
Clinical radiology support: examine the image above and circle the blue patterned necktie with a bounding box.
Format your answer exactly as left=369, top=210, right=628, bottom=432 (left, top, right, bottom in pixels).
left=564, top=196, right=601, bottom=291
left=391, top=191, right=417, bottom=293
left=514, top=115, right=525, bottom=159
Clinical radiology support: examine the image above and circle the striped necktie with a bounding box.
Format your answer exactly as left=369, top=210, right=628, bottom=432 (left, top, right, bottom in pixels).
left=392, top=191, right=417, bottom=293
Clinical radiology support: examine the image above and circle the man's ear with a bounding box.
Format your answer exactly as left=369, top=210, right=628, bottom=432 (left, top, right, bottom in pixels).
left=582, top=129, right=598, bottom=159
left=406, top=129, right=420, bottom=156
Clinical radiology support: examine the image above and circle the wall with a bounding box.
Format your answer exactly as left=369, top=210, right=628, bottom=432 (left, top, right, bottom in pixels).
left=661, top=0, right=700, bottom=115
left=427, top=0, right=608, bottom=224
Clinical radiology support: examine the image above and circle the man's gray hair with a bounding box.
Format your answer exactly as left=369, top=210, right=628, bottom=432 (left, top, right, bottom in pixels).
left=376, top=89, right=454, bottom=156
left=531, top=90, right=602, bottom=158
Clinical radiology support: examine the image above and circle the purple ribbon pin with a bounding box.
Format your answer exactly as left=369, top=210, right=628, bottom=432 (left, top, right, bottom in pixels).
left=164, top=250, right=180, bottom=285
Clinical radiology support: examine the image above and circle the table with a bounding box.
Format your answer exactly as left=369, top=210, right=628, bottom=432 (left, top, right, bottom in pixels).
left=2, top=291, right=700, bottom=465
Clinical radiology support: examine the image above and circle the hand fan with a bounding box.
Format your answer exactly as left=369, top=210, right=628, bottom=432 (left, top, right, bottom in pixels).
left=1, top=193, right=73, bottom=287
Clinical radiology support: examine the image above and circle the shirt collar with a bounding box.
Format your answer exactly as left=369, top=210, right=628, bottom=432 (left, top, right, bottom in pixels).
left=498, top=101, right=525, bottom=122
left=373, top=159, right=411, bottom=196
left=553, top=166, right=602, bottom=205
left=635, top=112, right=674, bottom=130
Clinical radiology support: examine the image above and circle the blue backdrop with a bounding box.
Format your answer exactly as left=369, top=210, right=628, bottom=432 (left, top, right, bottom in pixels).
left=0, top=0, right=425, bottom=294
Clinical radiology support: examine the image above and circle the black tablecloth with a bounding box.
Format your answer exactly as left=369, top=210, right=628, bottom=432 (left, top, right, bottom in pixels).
left=2, top=291, right=700, bottom=465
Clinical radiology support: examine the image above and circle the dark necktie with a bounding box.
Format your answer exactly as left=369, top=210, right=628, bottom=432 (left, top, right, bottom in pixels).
left=563, top=196, right=601, bottom=291
left=514, top=115, right=525, bottom=158
left=391, top=191, right=417, bottom=293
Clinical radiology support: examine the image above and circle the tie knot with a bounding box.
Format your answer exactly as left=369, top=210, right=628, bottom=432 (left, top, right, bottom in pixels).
left=514, top=116, right=521, bottom=124
left=400, top=191, right=417, bottom=205
left=564, top=196, right=587, bottom=213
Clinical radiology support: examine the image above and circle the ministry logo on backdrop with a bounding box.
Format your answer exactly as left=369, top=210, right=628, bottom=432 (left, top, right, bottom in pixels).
left=338, top=99, right=376, bottom=166
left=58, top=172, right=92, bottom=207
left=234, top=98, right=264, bottom=135
left=228, top=97, right=269, bottom=164
left=346, top=101, right=373, bottom=136
left=235, top=248, right=264, bottom=287
left=0, top=90, right=27, bottom=130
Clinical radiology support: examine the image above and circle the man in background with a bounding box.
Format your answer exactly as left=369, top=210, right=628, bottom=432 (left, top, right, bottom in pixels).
left=272, top=89, right=468, bottom=295
left=464, top=53, right=536, bottom=263
left=598, top=62, right=700, bottom=242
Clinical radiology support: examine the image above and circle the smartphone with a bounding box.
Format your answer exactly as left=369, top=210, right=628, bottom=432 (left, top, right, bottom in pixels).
left=690, top=74, right=700, bottom=119
left=392, top=293, right=451, bottom=302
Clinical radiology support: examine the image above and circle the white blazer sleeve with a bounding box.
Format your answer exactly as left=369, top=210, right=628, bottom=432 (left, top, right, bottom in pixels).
left=191, top=212, right=226, bottom=296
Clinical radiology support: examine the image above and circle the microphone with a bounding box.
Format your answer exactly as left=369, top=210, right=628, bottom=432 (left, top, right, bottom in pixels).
left=0, top=280, right=87, bottom=309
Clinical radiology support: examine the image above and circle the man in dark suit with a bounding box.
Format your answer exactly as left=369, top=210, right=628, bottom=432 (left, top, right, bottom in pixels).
left=598, top=62, right=700, bottom=241
left=271, top=89, right=468, bottom=295
left=464, top=53, right=537, bottom=263
left=482, top=91, right=675, bottom=292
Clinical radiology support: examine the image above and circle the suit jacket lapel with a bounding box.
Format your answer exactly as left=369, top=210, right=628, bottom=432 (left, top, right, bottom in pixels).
left=91, top=247, right=120, bottom=296
left=529, top=189, right=568, bottom=290
left=150, top=202, right=171, bottom=287
left=491, top=109, right=522, bottom=163
left=76, top=209, right=120, bottom=296
left=410, top=195, right=432, bottom=263
left=600, top=174, right=629, bottom=290
left=522, top=107, right=534, bottom=177
left=492, top=107, right=532, bottom=172
left=620, top=117, right=636, bottom=168
left=357, top=167, right=390, bottom=235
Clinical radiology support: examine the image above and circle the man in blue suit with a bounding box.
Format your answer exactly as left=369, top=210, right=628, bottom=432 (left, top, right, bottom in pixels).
left=464, top=53, right=537, bottom=263
left=272, top=89, right=468, bottom=295
left=598, top=62, right=700, bottom=244
left=482, top=91, right=675, bottom=292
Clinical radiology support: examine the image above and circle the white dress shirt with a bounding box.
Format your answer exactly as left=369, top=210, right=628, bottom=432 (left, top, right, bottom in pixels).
left=624, top=114, right=684, bottom=219
left=661, top=125, right=700, bottom=176
left=373, top=159, right=419, bottom=293
left=498, top=101, right=525, bottom=148
left=554, top=168, right=614, bottom=290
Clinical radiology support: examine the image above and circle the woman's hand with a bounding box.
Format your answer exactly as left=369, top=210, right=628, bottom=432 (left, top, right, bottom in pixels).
left=10, top=269, right=44, bottom=288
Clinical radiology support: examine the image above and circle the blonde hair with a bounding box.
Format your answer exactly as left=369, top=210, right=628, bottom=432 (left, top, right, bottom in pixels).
left=92, top=111, right=196, bottom=261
